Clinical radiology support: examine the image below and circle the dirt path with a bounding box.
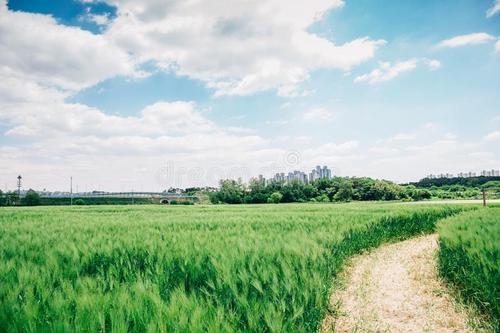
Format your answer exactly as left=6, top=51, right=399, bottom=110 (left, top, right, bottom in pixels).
left=322, top=234, right=488, bottom=333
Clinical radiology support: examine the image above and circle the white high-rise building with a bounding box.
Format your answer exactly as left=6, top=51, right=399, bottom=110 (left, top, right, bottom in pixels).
left=308, top=165, right=332, bottom=182
left=270, top=165, right=333, bottom=184
left=457, top=172, right=478, bottom=178
left=481, top=169, right=500, bottom=177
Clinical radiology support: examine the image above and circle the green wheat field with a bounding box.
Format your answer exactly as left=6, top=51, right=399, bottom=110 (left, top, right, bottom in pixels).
left=0, top=203, right=497, bottom=332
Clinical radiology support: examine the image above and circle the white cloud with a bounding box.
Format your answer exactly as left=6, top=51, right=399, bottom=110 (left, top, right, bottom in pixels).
left=303, top=107, right=335, bottom=121
left=86, top=13, right=111, bottom=26
left=354, top=59, right=418, bottom=84
left=1, top=0, right=498, bottom=190
left=496, top=40, right=500, bottom=52
left=101, top=0, right=384, bottom=96
left=274, top=135, right=312, bottom=145
left=354, top=58, right=443, bottom=84
left=424, top=59, right=441, bottom=70
left=486, top=0, right=500, bottom=17
left=298, top=141, right=361, bottom=174
left=0, top=98, right=265, bottom=153
left=376, top=133, right=416, bottom=145
left=0, top=3, right=136, bottom=92
left=0, top=92, right=275, bottom=189
left=438, top=33, right=495, bottom=48
left=304, top=141, right=359, bottom=157
left=484, top=131, right=500, bottom=142
left=0, top=0, right=384, bottom=100
left=391, top=134, right=416, bottom=141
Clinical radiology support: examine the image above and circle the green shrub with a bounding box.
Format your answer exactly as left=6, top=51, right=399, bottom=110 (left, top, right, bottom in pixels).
left=267, top=192, right=283, bottom=203
left=74, top=199, right=85, bottom=205
left=316, top=194, right=330, bottom=202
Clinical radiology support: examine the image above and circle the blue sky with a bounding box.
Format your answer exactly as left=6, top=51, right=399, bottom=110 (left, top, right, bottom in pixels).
left=0, top=0, right=499, bottom=191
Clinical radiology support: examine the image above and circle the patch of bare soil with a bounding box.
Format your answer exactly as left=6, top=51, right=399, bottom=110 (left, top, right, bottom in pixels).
left=322, top=234, right=491, bottom=333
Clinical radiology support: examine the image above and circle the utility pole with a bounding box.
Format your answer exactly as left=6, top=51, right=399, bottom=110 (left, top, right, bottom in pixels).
left=70, top=176, right=73, bottom=206
left=17, top=175, right=22, bottom=205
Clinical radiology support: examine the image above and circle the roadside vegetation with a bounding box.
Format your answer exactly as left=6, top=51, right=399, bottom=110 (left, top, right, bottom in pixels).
left=0, top=203, right=469, bottom=332
left=437, top=206, right=500, bottom=330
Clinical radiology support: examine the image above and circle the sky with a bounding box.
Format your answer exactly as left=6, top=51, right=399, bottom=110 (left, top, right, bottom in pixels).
left=0, top=0, right=499, bottom=192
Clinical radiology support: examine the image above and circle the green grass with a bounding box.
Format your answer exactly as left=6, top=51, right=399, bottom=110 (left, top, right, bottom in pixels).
left=437, top=206, right=500, bottom=329
left=0, top=203, right=469, bottom=332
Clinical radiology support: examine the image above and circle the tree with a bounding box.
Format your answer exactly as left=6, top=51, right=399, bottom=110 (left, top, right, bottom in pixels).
left=281, top=180, right=309, bottom=202
left=0, top=190, right=4, bottom=206
left=244, top=178, right=269, bottom=203
left=5, top=191, right=19, bottom=206
left=333, top=181, right=353, bottom=202
left=210, top=179, right=244, bottom=204
left=22, top=189, right=41, bottom=206
left=351, top=177, right=376, bottom=200
left=404, top=185, right=431, bottom=201
left=302, top=184, right=317, bottom=200
left=267, top=192, right=283, bottom=204
left=482, top=181, right=500, bottom=189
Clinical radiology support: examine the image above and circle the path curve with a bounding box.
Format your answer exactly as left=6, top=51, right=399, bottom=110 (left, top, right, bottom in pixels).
left=322, top=234, right=484, bottom=333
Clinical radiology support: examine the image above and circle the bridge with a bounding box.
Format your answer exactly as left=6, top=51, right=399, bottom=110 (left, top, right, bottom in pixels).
left=40, top=192, right=198, bottom=204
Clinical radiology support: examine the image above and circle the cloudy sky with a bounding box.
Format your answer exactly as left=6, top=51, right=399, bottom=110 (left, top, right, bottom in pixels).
left=0, top=0, right=499, bottom=191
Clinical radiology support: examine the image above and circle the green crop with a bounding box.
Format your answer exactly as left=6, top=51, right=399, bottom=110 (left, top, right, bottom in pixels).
left=438, top=206, right=500, bottom=329
left=0, top=203, right=469, bottom=332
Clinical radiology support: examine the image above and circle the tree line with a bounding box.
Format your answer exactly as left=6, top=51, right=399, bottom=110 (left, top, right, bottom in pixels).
left=411, top=176, right=500, bottom=188
left=0, top=189, right=41, bottom=206
left=208, top=177, right=433, bottom=204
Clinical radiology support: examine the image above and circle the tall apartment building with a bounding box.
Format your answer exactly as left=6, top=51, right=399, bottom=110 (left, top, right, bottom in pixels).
left=309, top=165, right=332, bottom=182
left=426, top=169, right=499, bottom=179
left=286, top=170, right=308, bottom=183
left=426, top=173, right=454, bottom=179
left=457, top=171, right=477, bottom=178
left=270, top=165, right=333, bottom=184
left=480, top=169, right=500, bottom=177
left=272, top=172, right=286, bottom=182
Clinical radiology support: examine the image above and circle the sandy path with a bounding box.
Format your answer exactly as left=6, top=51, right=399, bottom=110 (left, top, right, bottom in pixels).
left=322, top=234, right=488, bottom=333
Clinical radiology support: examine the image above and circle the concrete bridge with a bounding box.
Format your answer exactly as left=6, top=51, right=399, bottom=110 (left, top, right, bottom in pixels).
left=158, top=194, right=198, bottom=204
left=40, top=191, right=198, bottom=204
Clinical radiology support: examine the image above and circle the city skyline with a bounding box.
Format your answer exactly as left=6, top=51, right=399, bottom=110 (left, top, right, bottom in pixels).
left=426, top=169, right=500, bottom=179
left=266, top=165, right=333, bottom=185
left=6, top=165, right=500, bottom=194
left=0, top=0, right=499, bottom=191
